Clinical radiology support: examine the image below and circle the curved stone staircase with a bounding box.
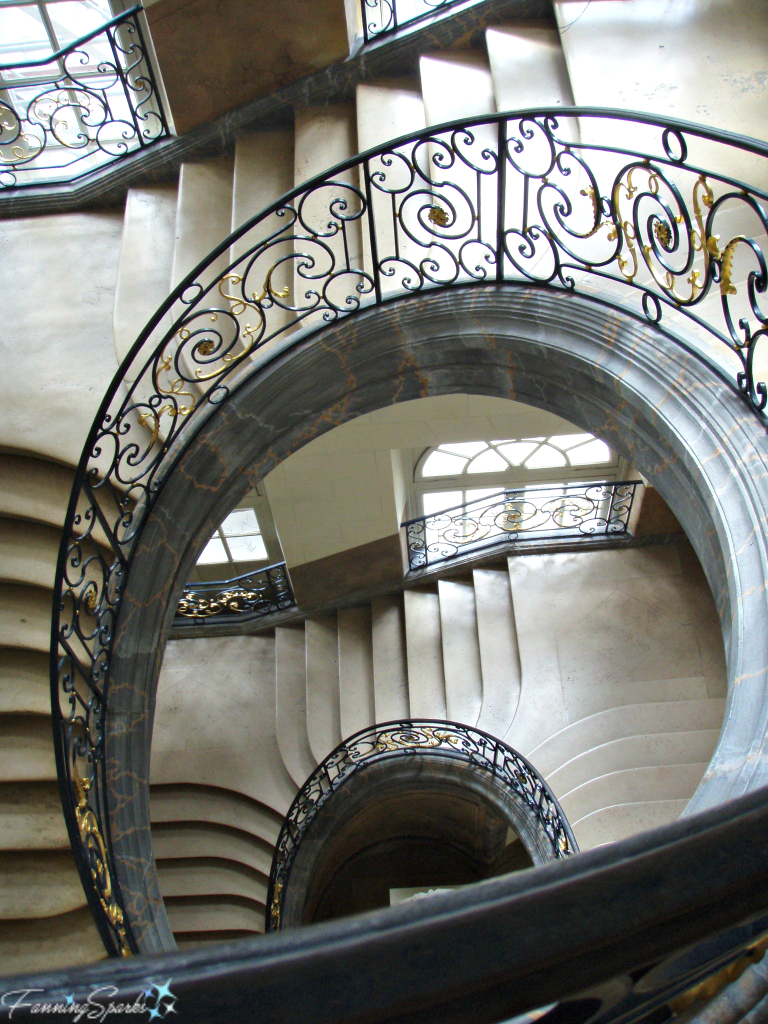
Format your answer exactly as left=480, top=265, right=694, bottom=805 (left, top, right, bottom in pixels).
left=0, top=454, right=105, bottom=972
left=152, top=542, right=726, bottom=947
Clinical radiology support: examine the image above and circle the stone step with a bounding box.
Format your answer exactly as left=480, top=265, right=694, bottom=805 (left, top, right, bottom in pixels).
left=558, top=762, right=708, bottom=824
left=355, top=78, right=426, bottom=284
left=437, top=579, right=482, bottom=726
left=157, top=858, right=268, bottom=906
left=0, top=648, right=50, bottom=715
left=112, top=185, right=178, bottom=367
left=371, top=595, right=409, bottom=722
left=546, top=729, right=721, bottom=799
left=0, top=583, right=53, bottom=653
left=0, top=715, right=56, bottom=782
left=293, top=104, right=363, bottom=328
left=0, top=454, right=74, bottom=530
left=171, top=158, right=234, bottom=289
left=230, top=130, right=295, bottom=348
left=0, top=782, right=69, bottom=849
left=275, top=625, right=317, bottom=788
left=473, top=568, right=520, bottom=738
left=150, top=784, right=282, bottom=848
left=0, top=908, right=106, bottom=974
left=529, top=699, right=726, bottom=779
left=305, top=616, right=342, bottom=763
left=403, top=588, right=447, bottom=719
left=337, top=605, right=376, bottom=738
left=572, top=799, right=690, bottom=851
left=419, top=51, right=496, bottom=126
left=0, top=518, right=61, bottom=590
left=151, top=822, right=273, bottom=878
left=163, top=895, right=264, bottom=938
left=0, top=850, right=86, bottom=919
left=486, top=24, right=574, bottom=113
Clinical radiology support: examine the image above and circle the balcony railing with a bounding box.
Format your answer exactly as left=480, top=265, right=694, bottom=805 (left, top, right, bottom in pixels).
left=403, top=479, right=640, bottom=570
left=50, top=109, right=768, bottom=960
left=174, top=561, right=296, bottom=625
left=266, top=719, right=578, bottom=931
left=361, top=0, right=465, bottom=43
left=0, top=4, right=169, bottom=189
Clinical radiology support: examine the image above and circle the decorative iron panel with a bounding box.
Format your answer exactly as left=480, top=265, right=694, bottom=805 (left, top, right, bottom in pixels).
left=0, top=5, right=169, bottom=189
left=175, top=561, right=296, bottom=624
left=49, top=108, right=768, bottom=956
left=404, top=480, right=640, bottom=569
left=265, top=719, right=578, bottom=931
left=361, top=0, right=465, bottom=43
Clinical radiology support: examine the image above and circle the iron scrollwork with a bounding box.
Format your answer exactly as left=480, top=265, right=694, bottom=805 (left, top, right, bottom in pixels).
left=266, top=719, right=578, bottom=931
left=0, top=5, right=169, bottom=189
left=51, top=109, right=768, bottom=954
left=175, top=561, right=296, bottom=624
left=404, top=480, right=640, bottom=570
left=361, top=0, right=465, bottom=43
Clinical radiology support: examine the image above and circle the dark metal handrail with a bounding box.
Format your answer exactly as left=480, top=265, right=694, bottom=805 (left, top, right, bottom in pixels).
left=50, top=108, right=768, bottom=957
left=174, top=560, right=296, bottom=624
left=403, top=479, right=641, bottom=569
left=360, top=0, right=467, bottom=43
left=0, top=4, right=170, bottom=189
left=266, top=719, right=578, bottom=931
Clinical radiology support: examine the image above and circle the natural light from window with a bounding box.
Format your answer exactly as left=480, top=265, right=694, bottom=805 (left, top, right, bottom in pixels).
left=197, top=508, right=268, bottom=567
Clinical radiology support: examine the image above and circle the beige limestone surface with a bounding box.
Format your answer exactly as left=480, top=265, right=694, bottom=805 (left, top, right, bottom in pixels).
left=0, top=212, right=123, bottom=466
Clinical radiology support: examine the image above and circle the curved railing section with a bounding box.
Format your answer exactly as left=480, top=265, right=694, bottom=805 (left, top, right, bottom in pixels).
left=361, top=0, right=465, bottom=43
left=265, top=719, right=578, bottom=931
left=403, top=479, right=640, bottom=570
left=0, top=4, right=169, bottom=190
left=51, top=108, right=768, bottom=955
left=174, top=561, right=296, bottom=625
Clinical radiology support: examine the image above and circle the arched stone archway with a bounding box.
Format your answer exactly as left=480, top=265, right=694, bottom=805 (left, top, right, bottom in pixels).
left=107, top=285, right=768, bottom=952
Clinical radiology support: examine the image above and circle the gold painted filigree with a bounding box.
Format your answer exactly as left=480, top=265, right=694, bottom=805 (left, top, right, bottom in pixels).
left=428, top=205, right=449, bottom=226
left=72, top=765, right=131, bottom=957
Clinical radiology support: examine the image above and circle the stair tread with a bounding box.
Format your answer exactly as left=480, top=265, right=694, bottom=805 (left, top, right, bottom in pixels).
left=438, top=579, right=482, bottom=726
left=305, top=616, right=342, bottom=762
left=403, top=589, right=447, bottom=719
left=338, top=606, right=375, bottom=738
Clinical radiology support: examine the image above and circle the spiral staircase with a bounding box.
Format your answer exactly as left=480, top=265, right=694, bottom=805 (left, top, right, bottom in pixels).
left=1, top=1, right=768, bottom=1021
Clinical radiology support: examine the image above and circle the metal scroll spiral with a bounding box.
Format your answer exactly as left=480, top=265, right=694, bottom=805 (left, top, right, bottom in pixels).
left=0, top=8, right=168, bottom=189
left=265, top=719, right=578, bottom=930
left=361, top=0, right=465, bottom=42
left=51, top=110, right=768, bottom=953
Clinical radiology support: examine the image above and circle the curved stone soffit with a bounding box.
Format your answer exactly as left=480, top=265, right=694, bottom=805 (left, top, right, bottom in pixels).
left=108, top=285, right=768, bottom=953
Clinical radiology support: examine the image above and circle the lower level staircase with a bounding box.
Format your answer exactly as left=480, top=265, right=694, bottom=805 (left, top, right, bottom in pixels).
left=151, top=544, right=726, bottom=948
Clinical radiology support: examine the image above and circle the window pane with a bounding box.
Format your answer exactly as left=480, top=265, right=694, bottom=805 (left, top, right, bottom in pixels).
left=421, top=451, right=468, bottom=478
left=495, top=441, right=540, bottom=465
left=439, top=441, right=487, bottom=457
left=467, top=449, right=507, bottom=473
left=549, top=433, right=595, bottom=448
left=221, top=508, right=260, bottom=536
left=0, top=6, right=54, bottom=77
left=567, top=439, right=612, bottom=465
left=227, top=534, right=268, bottom=561
left=423, top=491, right=462, bottom=516
left=466, top=488, right=503, bottom=504
left=47, top=0, right=112, bottom=49
left=197, top=536, right=228, bottom=565
left=525, top=445, right=567, bottom=469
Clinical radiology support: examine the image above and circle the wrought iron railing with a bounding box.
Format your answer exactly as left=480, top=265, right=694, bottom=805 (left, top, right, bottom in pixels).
left=51, top=109, right=768, bottom=956
left=0, top=5, right=169, bottom=189
left=174, top=561, right=296, bottom=625
left=361, top=0, right=465, bottom=43
left=404, top=479, right=640, bottom=570
left=266, top=719, right=577, bottom=931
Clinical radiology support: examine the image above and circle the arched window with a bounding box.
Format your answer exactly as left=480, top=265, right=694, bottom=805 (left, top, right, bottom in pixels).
left=414, top=433, right=621, bottom=517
